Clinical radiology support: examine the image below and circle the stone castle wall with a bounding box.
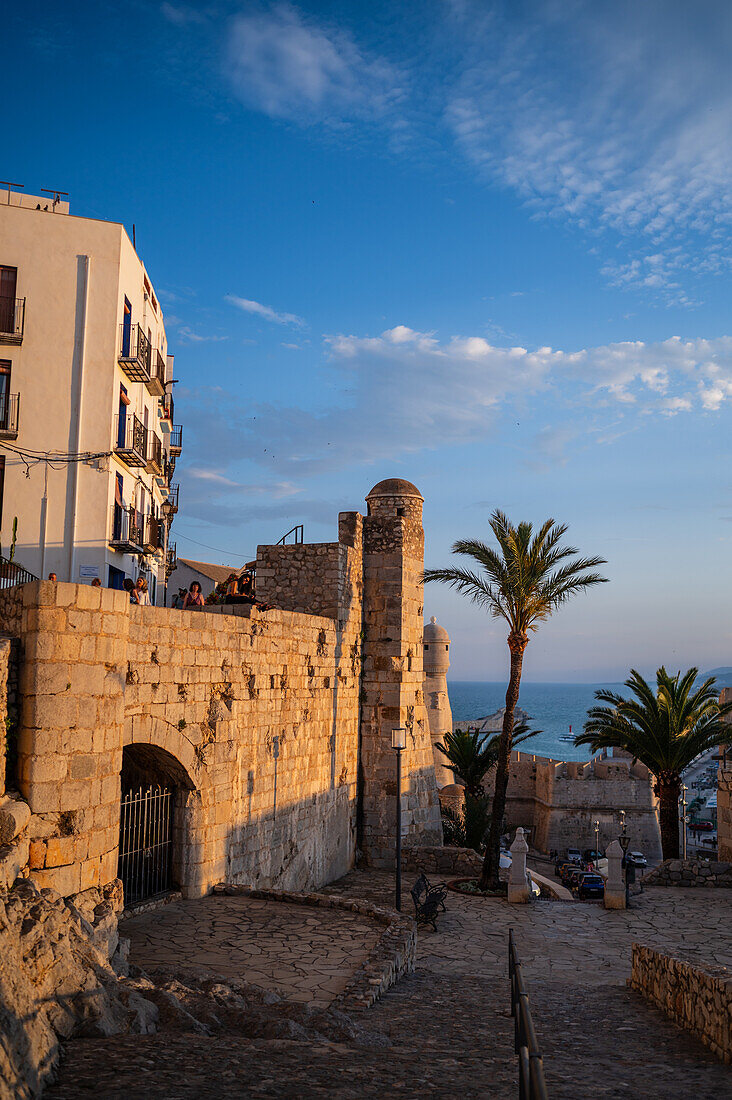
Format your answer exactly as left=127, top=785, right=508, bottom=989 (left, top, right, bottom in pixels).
left=502, top=751, right=662, bottom=859
left=0, top=481, right=444, bottom=901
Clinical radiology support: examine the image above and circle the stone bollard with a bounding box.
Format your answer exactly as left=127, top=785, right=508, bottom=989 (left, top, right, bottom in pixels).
left=508, top=827, right=530, bottom=903
left=604, top=839, right=626, bottom=909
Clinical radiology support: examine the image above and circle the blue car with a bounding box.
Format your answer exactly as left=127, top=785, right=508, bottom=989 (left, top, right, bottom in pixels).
left=577, top=873, right=605, bottom=900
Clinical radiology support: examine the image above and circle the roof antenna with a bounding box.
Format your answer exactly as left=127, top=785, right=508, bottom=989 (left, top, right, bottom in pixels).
left=132, top=223, right=136, bottom=250
left=40, top=188, right=69, bottom=211
left=0, top=181, right=24, bottom=205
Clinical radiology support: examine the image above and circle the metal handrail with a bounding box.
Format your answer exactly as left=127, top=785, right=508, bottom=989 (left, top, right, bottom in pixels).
left=170, top=424, right=183, bottom=452
left=276, top=524, right=304, bottom=546
left=509, top=929, right=549, bottom=1100
left=146, top=431, right=163, bottom=471
left=0, top=554, right=36, bottom=589
left=119, top=323, right=151, bottom=374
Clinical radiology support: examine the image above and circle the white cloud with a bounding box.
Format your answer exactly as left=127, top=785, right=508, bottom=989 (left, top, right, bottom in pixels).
left=225, top=294, right=305, bottom=328
left=161, top=3, right=206, bottom=27
left=176, top=327, right=228, bottom=343
left=181, top=326, right=732, bottom=493
left=223, top=4, right=404, bottom=123
left=445, top=2, right=732, bottom=295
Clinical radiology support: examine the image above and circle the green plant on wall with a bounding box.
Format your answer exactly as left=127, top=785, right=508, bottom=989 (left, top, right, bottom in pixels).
left=9, top=517, right=17, bottom=562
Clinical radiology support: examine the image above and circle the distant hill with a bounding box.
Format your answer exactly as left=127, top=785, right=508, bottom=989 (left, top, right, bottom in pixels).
left=700, top=667, right=732, bottom=688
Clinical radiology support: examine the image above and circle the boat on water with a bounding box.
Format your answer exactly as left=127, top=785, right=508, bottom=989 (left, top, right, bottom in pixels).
left=558, top=724, right=575, bottom=743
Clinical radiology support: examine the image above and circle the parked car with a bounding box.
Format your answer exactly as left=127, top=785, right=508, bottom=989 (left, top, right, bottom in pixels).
left=500, top=849, right=512, bottom=869
left=565, top=848, right=582, bottom=863
left=577, top=873, right=605, bottom=900
left=563, top=866, right=586, bottom=888
left=582, top=848, right=603, bottom=864
left=690, top=820, right=715, bottom=832
left=626, top=851, right=647, bottom=868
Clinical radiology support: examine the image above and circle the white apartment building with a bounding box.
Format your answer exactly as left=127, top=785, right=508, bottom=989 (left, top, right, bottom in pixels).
left=0, top=188, right=182, bottom=604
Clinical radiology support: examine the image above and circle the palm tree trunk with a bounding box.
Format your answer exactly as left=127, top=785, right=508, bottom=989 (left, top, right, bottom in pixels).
left=480, top=633, right=526, bottom=889
left=656, top=776, right=681, bottom=860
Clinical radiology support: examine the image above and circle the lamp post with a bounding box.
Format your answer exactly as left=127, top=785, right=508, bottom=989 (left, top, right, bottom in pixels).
left=161, top=499, right=174, bottom=607
left=680, top=784, right=688, bottom=860
left=618, top=810, right=630, bottom=909
left=594, top=819, right=600, bottom=864
left=392, top=727, right=406, bottom=912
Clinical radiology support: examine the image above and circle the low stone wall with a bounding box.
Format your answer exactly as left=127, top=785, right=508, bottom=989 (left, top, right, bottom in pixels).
left=402, top=844, right=483, bottom=878
left=214, top=883, right=416, bottom=1010
left=642, top=858, right=732, bottom=887
left=629, top=943, right=732, bottom=1064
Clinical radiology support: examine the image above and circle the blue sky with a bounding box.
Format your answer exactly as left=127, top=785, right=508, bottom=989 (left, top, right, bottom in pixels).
left=7, top=0, right=732, bottom=680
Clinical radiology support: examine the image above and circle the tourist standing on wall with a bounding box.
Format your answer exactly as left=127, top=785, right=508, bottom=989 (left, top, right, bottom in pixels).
left=183, top=581, right=205, bottom=609
left=134, top=576, right=150, bottom=606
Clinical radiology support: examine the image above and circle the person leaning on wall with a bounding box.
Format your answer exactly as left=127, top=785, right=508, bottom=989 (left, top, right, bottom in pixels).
left=183, top=580, right=205, bottom=610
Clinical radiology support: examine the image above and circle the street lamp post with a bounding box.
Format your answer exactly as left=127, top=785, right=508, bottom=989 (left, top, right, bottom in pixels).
left=680, top=784, right=688, bottom=860
left=594, top=819, right=600, bottom=864
left=618, top=810, right=630, bottom=909
left=392, top=727, right=406, bottom=911
left=161, top=499, right=175, bottom=607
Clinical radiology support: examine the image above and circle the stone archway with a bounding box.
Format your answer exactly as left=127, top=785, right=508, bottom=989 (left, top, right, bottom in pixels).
left=119, top=718, right=202, bottom=905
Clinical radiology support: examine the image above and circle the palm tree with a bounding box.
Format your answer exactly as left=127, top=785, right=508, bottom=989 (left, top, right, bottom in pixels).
left=425, top=512, right=607, bottom=888
left=575, top=667, right=732, bottom=859
left=436, top=720, right=540, bottom=799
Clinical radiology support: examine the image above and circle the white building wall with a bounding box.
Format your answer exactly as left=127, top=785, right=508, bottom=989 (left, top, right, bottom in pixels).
left=0, top=195, right=178, bottom=603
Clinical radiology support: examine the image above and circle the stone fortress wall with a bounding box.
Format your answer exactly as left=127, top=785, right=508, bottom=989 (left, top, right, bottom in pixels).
left=434, top=621, right=663, bottom=859
left=0, top=480, right=442, bottom=902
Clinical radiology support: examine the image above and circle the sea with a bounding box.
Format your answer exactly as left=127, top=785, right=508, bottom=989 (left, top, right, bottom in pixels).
left=448, top=681, right=621, bottom=762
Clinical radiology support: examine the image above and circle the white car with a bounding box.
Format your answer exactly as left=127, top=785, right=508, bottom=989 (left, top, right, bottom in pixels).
left=627, top=851, right=647, bottom=867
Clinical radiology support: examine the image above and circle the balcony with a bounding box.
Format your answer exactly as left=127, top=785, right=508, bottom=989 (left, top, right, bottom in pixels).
left=0, top=393, right=20, bottom=439
left=165, top=542, right=177, bottom=580
left=143, top=515, right=164, bottom=554
left=114, top=414, right=147, bottom=467
left=109, top=504, right=143, bottom=553
left=0, top=297, right=25, bottom=345
left=167, top=483, right=179, bottom=513
left=118, top=323, right=151, bottom=383
left=170, top=424, right=183, bottom=456
left=160, top=391, right=174, bottom=428
left=146, top=349, right=166, bottom=397
left=146, top=430, right=163, bottom=475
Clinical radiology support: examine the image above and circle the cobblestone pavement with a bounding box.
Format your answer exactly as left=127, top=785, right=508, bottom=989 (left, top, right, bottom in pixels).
left=121, top=894, right=382, bottom=1006
left=50, top=874, right=732, bottom=1099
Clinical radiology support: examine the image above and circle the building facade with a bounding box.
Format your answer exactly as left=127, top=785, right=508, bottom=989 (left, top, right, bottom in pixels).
left=0, top=189, right=181, bottom=604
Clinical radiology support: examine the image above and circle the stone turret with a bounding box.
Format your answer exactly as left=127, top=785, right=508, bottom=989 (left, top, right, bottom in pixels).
left=359, top=479, right=443, bottom=865
left=423, top=617, right=455, bottom=788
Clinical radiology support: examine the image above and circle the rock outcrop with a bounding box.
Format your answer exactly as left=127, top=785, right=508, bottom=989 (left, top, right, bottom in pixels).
left=0, top=877, right=155, bottom=1100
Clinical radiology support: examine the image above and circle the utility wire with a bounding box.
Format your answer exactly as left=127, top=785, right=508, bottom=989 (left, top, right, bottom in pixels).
left=173, top=530, right=250, bottom=560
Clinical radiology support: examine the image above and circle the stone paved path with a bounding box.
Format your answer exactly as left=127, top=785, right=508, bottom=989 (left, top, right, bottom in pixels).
left=50, top=875, right=732, bottom=1098
left=121, top=895, right=382, bottom=1006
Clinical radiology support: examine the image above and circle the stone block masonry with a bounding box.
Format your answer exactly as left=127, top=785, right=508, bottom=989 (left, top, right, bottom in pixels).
left=0, top=479, right=443, bottom=903
left=629, top=943, right=732, bottom=1063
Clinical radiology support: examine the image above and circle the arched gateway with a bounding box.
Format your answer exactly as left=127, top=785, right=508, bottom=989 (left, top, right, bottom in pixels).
left=118, top=737, right=197, bottom=906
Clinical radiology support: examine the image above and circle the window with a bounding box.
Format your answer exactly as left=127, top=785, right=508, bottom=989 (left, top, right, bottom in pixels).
left=0, top=360, right=10, bottom=429
left=122, top=297, right=132, bottom=356
left=0, top=267, right=17, bottom=333
left=0, top=456, right=5, bottom=525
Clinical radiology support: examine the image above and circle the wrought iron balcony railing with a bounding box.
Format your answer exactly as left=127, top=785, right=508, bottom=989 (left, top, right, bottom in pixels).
left=0, top=297, right=25, bottom=344
left=146, top=431, right=163, bottom=475
left=167, top=483, right=179, bottom=513
left=109, top=504, right=144, bottom=552
left=114, top=414, right=147, bottom=467
left=143, top=515, right=164, bottom=553
left=165, top=542, right=177, bottom=580
left=146, top=349, right=166, bottom=396
left=118, top=323, right=151, bottom=383
left=0, top=393, right=20, bottom=438
left=170, top=424, right=183, bottom=456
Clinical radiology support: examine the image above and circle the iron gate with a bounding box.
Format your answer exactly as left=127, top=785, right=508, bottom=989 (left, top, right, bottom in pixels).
left=118, top=784, right=174, bottom=906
